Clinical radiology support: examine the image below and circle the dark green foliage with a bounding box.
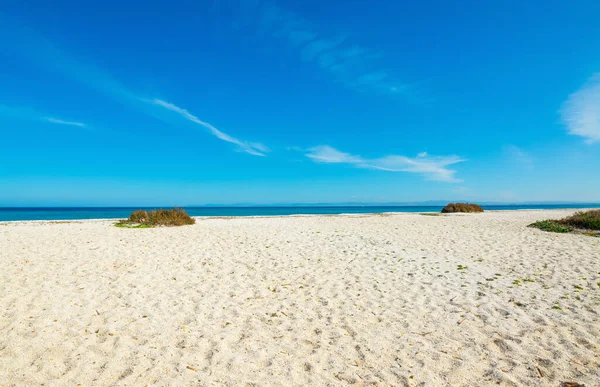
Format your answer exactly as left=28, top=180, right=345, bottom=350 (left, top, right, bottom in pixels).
left=557, top=209, right=600, bottom=231
left=441, top=203, right=484, bottom=213
left=529, top=209, right=600, bottom=234
left=529, top=220, right=572, bottom=233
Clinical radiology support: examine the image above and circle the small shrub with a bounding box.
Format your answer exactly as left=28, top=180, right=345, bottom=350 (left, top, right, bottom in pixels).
left=118, top=207, right=195, bottom=227
left=529, top=220, right=572, bottom=233
left=441, top=203, right=484, bottom=213
left=128, top=209, right=150, bottom=224
left=557, top=209, right=600, bottom=231
left=147, top=208, right=195, bottom=226
left=529, top=209, right=600, bottom=235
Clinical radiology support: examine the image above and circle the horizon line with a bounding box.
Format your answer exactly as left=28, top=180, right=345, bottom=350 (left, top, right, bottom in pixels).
left=1, top=201, right=599, bottom=209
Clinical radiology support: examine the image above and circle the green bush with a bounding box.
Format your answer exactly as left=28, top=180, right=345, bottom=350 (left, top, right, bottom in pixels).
left=441, top=203, right=484, bottom=213
left=529, top=220, right=572, bottom=233
left=118, top=207, right=195, bottom=227
left=529, top=210, right=600, bottom=235
left=557, top=209, right=600, bottom=231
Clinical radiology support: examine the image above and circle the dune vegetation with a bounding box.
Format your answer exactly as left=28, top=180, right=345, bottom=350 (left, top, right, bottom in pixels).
left=529, top=209, right=600, bottom=235
left=558, top=209, right=600, bottom=230
left=116, top=207, right=195, bottom=228
left=441, top=203, right=484, bottom=213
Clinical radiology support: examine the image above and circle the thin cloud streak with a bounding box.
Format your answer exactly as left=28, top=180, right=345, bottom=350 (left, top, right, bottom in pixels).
left=0, top=103, right=86, bottom=128
left=45, top=117, right=86, bottom=127
left=151, top=99, right=268, bottom=156
left=561, top=73, right=600, bottom=144
left=305, top=145, right=364, bottom=164
left=0, top=15, right=267, bottom=156
left=306, top=145, right=465, bottom=182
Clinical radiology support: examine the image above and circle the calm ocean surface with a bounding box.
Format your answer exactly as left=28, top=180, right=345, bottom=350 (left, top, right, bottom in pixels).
left=0, top=204, right=598, bottom=222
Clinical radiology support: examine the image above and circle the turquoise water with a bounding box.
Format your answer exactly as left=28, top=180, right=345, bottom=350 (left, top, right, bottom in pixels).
left=0, top=204, right=598, bottom=222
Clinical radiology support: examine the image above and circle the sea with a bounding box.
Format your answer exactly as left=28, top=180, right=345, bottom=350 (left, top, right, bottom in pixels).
left=0, top=204, right=598, bottom=222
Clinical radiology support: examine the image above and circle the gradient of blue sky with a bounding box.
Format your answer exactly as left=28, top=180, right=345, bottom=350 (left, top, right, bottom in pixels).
left=1, top=0, right=599, bottom=206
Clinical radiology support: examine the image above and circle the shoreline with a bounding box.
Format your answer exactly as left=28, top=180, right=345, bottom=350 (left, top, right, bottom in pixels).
left=0, top=207, right=597, bottom=224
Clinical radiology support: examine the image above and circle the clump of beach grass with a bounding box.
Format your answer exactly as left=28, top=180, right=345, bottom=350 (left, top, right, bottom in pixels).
left=529, top=209, right=600, bottom=235
left=558, top=209, right=600, bottom=231
left=114, top=222, right=153, bottom=229
left=528, top=220, right=572, bottom=233
left=115, top=207, right=195, bottom=228
left=441, top=203, right=484, bottom=213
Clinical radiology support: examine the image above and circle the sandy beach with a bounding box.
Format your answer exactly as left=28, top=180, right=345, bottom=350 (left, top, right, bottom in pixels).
left=0, top=209, right=599, bottom=386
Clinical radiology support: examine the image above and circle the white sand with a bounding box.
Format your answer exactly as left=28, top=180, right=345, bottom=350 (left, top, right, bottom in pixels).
left=0, top=210, right=599, bottom=386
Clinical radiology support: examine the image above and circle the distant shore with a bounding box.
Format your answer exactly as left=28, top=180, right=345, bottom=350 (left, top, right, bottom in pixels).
left=1, top=209, right=598, bottom=385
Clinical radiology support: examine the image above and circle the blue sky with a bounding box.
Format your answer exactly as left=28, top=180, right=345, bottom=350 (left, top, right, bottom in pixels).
left=1, top=0, right=599, bottom=206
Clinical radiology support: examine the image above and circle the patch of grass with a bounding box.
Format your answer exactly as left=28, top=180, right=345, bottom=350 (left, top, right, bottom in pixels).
left=457, top=265, right=468, bottom=270
left=530, top=210, right=600, bottom=235
left=117, top=207, right=195, bottom=228
left=551, top=305, right=562, bottom=310
left=114, top=222, right=153, bottom=229
left=528, top=220, right=572, bottom=233
left=558, top=209, right=600, bottom=231
left=441, top=203, right=484, bottom=213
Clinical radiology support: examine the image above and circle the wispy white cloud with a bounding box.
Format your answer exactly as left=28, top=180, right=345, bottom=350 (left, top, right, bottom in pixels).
left=306, top=145, right=364, bottom=164
left=287, top=30, right=316, bottom=45
left=561, top=73, right=600, bottom=143
left=150, top=99, right=268, bottom=156
left=301, top=37, right=346, bottom=62
left=44, top=117, right=86, bottom=128
left=368, top=154, right=465, bottom=182
left=306, top=145, right=465, bottom=182
left=504, top=145, right=533, bottom=170
left=221, top=1, right=407, bottom=94
left=0, top=15, right=267, bottom=156
left=0, top=103, right=87, bottom=128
